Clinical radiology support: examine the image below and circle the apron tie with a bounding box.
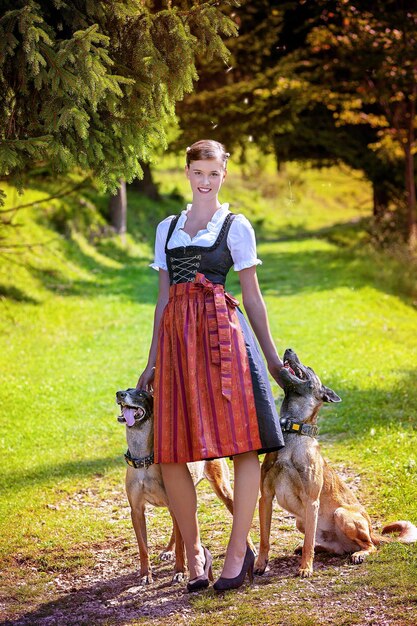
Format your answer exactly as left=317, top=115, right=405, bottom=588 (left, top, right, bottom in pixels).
left=194, top=272, right=239, bottom=401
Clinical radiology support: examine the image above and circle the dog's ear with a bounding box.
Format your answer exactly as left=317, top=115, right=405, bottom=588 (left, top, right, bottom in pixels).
left=321, top=386, right=341, bottom=403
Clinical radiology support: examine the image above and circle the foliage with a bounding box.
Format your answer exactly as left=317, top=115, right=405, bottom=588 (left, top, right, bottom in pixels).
left=0, top=0, right=237, bottom=196
left=300, top=0, right=417, bottom=246
left=176, top=1, right=417, bottom=245
left=174, top=1, right=285, bottom=154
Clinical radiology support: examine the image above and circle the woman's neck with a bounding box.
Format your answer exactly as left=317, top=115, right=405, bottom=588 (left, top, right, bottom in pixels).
left=182, top=199, right=223, bottom=238
left=188, top=198, right=222, bottom=219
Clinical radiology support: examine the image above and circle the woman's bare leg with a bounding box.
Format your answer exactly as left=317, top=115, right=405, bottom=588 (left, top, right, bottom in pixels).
left=219, top=451, right=260, bottom=578
left=160, top=462, right=205, bottom=580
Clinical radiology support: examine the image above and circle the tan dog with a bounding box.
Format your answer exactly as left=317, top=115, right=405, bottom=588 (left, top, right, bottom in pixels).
left=255, top=349, right=417, bottom=578
left=116, top=388, right=234, bottom=584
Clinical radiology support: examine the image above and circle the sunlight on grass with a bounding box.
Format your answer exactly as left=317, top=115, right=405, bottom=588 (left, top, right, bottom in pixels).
left=1, top=159, right=417, bottom=624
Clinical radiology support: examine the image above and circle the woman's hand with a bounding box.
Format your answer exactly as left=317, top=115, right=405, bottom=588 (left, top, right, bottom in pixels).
left=137, top=365, right=155, bottom=392
left=268, top=359, right=284, bottom=389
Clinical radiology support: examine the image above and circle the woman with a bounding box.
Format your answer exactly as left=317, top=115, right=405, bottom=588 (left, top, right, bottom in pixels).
left=137, top=139, right=284, bottom=591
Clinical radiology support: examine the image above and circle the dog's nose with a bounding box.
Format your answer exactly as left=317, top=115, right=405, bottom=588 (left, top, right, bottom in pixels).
left=117, top=390, right=126, bottom=399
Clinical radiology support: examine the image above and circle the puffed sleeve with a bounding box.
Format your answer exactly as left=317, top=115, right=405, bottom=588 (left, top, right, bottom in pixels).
left=227, top=214, right=262, bottom=271
left=149, top=216, right=175, bottom=271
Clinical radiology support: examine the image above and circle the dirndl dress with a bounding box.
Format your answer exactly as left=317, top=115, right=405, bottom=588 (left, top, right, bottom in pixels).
left=153, top=213, right=284, bottom=464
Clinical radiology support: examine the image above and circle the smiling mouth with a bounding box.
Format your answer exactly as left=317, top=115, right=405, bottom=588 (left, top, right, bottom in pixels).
left=118, top=403, right=146, bottom=427
left=198, top=187, right=211, bottom=193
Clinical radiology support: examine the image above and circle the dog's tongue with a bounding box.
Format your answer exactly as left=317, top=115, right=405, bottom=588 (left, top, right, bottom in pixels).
left=122, top=406, right=136, bottom=427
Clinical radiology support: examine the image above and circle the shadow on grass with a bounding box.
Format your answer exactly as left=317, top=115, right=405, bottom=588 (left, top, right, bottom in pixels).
left=269, top=366, right=417, bottom=445
left=257, top=216, right=370, bottom=247
left=1, top=554, right=347, bottom=626
left=1, top=456, right=121, bottom=495
left=0, top=284, right=39, bottom=303
left=25, top=211, right=161, bottom=302
left=4, top=185, right=184, bottom=305
left=3, top=371, right=415, bottom=494
left=11, top=177, right=414, bottom=307
left=25, top=187, right=187, bottom=303
left=315, top=368, right=417, bottom=440
left=29, top=259, right=159, bottom=304
left=253, top=242, right=415, bottom=306
left=23, top=190, right=174, bottom=303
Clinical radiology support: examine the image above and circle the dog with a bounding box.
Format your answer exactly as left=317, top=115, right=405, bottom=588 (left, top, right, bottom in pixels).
left=116, top=387, right=235, bottom=584
left=255, top=349, right=417, bottom=578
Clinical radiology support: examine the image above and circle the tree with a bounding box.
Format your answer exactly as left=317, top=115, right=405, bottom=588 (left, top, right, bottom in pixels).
left=174, top=1, right=288, bottom=154
left=130, top=162, right=160, bottom=201
left=109, top=178, right=127, bottom=235
left=0, top=0, right=237, bottom=202
left=176, top=1, right=416, bottom=244
left=299, top=0, right=417, bottom=247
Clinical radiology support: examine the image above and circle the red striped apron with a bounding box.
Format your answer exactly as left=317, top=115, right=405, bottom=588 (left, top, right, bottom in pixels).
left=153, top=272, right=262, bottom=463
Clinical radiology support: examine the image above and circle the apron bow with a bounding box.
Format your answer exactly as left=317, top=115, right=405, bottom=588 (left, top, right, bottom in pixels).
left=194, top=272, right=239, bottom=401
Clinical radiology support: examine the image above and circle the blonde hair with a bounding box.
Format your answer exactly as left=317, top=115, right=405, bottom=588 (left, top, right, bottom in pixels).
left=186, top=140, right=230, bottom=167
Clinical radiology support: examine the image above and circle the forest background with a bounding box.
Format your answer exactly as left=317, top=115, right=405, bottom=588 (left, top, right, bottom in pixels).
left=1, top=2, right=417, bottom=625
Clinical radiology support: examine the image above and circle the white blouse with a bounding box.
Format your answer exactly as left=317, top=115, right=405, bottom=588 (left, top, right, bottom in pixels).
left=150, top=203, right=262, bottom=272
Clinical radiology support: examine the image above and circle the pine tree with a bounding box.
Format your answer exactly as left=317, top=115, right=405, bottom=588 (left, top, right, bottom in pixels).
left=0, top=0, right=237, bottom=201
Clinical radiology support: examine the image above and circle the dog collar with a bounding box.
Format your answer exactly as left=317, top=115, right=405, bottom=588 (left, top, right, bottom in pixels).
left=124, top=449, right=154, bottom=469
left=280, top=418, right=319, bottom=438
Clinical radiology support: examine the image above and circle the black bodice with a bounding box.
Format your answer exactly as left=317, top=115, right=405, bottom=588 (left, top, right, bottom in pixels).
left=165, top=213, right=236, bottom=286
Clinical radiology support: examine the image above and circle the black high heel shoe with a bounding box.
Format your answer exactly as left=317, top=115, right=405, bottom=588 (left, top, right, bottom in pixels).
left=186, top=546, right=213, bottom=592
left=213, top=546, right=255, bottom=592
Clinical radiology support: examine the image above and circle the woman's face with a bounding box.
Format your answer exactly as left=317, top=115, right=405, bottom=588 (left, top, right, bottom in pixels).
left=185, top=158, right=226, bottom=201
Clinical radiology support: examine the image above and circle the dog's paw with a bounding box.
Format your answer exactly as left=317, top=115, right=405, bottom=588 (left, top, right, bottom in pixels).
left=171, top=571, right=185, bottom=584
left=298, top=567, right=313, bottom=578
left=350, top=552, right=367, bottom=565
left=254, top=558, right=268, bottom=576
left=159, top=550, right=175, bottom=562
left=140, top=573, right=153, bottom=585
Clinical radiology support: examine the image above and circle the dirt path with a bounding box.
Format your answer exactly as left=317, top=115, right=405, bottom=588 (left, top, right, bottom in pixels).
left=2, top=470, right=415, bottom=626
left=2, top=529, right=406, bottom=626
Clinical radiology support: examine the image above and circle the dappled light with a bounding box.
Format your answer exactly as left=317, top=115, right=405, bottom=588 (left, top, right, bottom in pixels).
left=1, top=2, right=417, bottom=624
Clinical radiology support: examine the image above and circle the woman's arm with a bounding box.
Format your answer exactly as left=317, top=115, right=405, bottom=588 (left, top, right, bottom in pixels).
left=238, top=265, right=284, bottom=384
left=137, top=269, right=170, bottom=390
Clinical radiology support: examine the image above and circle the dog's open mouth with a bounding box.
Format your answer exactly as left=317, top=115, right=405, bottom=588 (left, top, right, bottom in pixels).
left=283, top=349, right=309, bottom=381
left=283, top=361, right=296, bottom=376
left=119, top=404, right=146, bottom=427
left=283, top=360, right=306, bottom=380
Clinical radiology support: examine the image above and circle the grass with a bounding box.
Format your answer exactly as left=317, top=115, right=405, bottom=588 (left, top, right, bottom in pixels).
left=1, top=157, right=417, bottom=625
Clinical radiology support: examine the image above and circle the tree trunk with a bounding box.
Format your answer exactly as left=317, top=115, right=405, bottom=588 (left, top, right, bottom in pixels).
left=372, top=182, right=389, bottom=220
left=405, top=92, right=417, bottom=250
left=404, top=142, right=417, bottom=250
left=109, top=179, right=127, bottom=235
left=129, top=161, right=160, bottom=200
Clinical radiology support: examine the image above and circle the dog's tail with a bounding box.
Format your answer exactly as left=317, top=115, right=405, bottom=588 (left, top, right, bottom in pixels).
left=381, top=520, right=417, bottom=543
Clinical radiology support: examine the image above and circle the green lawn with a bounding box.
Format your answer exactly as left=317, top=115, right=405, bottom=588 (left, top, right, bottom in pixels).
left=1, top=160, right=417, bottom=625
